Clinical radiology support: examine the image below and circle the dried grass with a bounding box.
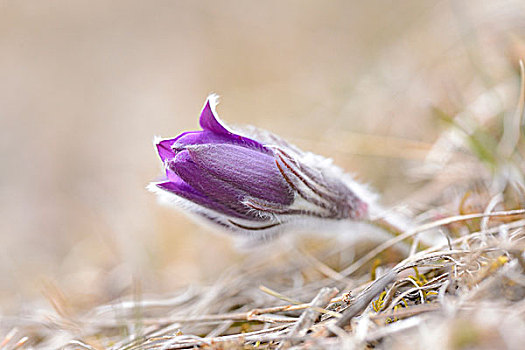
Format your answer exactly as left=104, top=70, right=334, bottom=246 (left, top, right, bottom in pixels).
left=5, top=207, right=523, bottom=349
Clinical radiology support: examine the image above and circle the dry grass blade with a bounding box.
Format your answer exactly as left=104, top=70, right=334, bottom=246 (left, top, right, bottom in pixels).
left=334, top=270, right=397, bottom=331
left=277, top=287, right=338, bottom=349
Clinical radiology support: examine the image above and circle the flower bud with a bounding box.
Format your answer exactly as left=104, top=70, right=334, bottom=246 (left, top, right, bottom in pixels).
left=149, top=95, right=373, bottom=238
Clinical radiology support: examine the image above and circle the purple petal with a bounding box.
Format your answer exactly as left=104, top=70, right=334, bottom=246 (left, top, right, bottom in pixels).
left=196, top=95, right=271, bottom=153
left=172, top=130, right=271, bottom=155
left=172, top=130, right=233, bottom=151
left=169, top=150, right=264, bottom=220
left=155, top=131, right=202, bottom=162
left=164, top=164, right=180, bottom=182
left=187, top=144, right=295, bottom=205
left=156, top=138, right=177, bottom=162
left=156, top=179, right=245, bottom=219
left=199, top=95, right=230, bottom=135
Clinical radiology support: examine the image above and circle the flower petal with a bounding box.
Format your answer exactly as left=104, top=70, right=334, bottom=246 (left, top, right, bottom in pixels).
left=155, top=131, right=203, bottom=162
left=196, top=95, right=271, bottom=153
left=169, top=150, right=264, bottom=220
left=199, top=95, right=230, bottom=135
left=187, top=144, right=295, bottom=206
left=172, top=129, right=271, bottom=155
left=156, top=179, right=245, bottom=219
left=156, top=138, right=177, bottom=162
left=171, top=130, right=232, bottom=151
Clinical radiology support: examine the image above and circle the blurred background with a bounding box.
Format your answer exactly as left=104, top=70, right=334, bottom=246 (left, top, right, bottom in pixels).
left=1, top=0, right=524, bottom=316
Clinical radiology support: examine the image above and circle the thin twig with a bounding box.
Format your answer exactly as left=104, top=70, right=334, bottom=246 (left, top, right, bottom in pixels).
left=278, top=287, right=338, bottom=349
left=333, top=270, right=397, bottom=331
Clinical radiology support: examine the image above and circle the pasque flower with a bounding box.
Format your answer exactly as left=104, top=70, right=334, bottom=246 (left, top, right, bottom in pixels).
left=149, top=95, right=374, bottom=239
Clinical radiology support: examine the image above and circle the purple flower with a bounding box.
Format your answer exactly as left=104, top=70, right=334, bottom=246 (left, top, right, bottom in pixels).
left=149, top=95, right=372, bottom=239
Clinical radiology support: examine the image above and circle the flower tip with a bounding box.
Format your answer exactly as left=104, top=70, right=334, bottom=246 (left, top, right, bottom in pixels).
left=354, top=201, right=369, bottom=220
left=199, top=94, right=230, bottom=135
left=202, top=94, right=220, bottom=120
left=154, top=136, right=177, bottom=162
left=206, top=93, right=220, bottom=107
left=153, top=135, right=164, bottom=146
